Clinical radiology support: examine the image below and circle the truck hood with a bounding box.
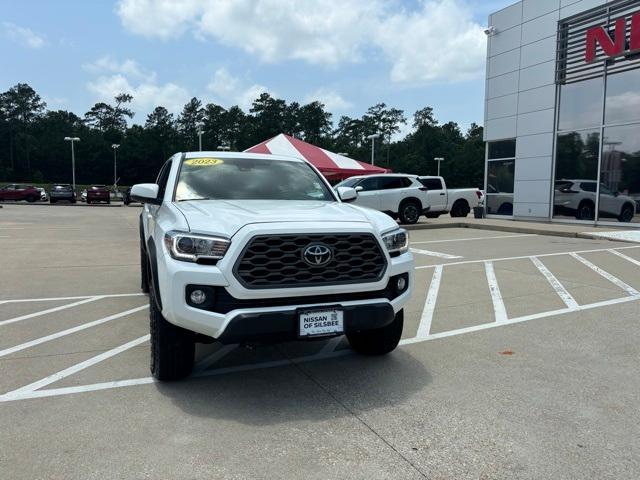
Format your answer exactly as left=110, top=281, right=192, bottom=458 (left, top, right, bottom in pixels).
left=174, top=200, right=395, bottom=238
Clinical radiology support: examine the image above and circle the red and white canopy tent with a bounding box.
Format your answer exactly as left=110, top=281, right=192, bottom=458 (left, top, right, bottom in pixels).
left=245, top=133, right=390, bottom=181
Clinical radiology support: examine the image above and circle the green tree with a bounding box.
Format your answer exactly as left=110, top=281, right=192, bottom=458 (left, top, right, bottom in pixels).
left=178, top=97, right=204, bottom=151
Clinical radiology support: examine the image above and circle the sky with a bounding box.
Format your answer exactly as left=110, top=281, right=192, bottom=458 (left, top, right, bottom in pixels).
left=1, top=0, right=515, bottom=135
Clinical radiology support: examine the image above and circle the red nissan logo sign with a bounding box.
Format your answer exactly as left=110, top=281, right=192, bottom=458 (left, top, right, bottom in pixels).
left=585, top=11, right=640, bottom=63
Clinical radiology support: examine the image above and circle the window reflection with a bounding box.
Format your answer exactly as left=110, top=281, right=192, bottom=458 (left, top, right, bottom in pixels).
left=558, top=78, right=602, bottom=131
left=599, top=124, right=640, bottom=223
left=553, top=130, right=600, bottom=220
left=486, top=159, right=514, bottom=216
left=605, top=69, right=640, bottom=125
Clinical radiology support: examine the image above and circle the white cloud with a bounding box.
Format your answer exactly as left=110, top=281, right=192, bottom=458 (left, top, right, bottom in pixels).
left=87, top=74, right=190, bottom=115
left=3, top=22, right=46, bottom=49
left=304, top=88, right=352, bottom=112
left=116, top=0, right=486, bottom=84
left=207, top=67, right=271, bottom=110
left=84, top=55, right=150, bottom=79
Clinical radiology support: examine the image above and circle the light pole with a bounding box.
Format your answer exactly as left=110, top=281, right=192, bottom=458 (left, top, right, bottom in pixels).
left=64, top=137, right=80, bottom=193
left=366, top=134, right=381, bottom=165
left=198, top=130, right=203, bottom=151
left=112, top=144, right=120, bottom=187
left=434, top=157, right=445, bottom=176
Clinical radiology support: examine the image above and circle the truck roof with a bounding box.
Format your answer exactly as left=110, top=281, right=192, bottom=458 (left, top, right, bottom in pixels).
left=183, top=151, right=305, bottom=163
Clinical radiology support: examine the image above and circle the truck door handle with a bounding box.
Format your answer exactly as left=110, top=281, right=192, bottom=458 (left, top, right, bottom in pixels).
left=439, top=193, right=445, bottom=196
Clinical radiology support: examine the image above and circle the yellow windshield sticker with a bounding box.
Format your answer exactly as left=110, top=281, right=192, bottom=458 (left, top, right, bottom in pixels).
left=185, top=158, right=224, bottom=166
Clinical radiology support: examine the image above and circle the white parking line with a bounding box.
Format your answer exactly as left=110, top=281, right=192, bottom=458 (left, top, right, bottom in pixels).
left=0, top=297, right=103, bottom=327
left=569, top=253, right=640, bottom=296
left=609, top=249, right=640, bottom=267
left=485, top=262, right=507, bottom=323
left=1, top=335, right=150, bottom=400
left=414, top=245, right=640, bottom=270
left=415, top=265, right=443, bottom=339
left=0, top=293, right=145, bottom=305
left=411, top=234, right=536, bottom=244
left=530, top=257, right=579, bottom=309
left=410, top=248, right=462, bottom=259
left=0, top=305, right=148, bottom=358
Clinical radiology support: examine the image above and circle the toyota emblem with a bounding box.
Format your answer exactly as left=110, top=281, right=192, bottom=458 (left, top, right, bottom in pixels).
left=302, top=243, right=333, bottom=266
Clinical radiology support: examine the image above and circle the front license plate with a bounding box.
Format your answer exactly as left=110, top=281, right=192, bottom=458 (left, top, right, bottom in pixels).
left=299, top=308, right=344, bottom=338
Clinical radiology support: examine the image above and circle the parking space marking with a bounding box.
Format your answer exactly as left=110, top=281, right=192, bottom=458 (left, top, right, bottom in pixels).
left=0, top=296, right=103, bottom=327
left=414, top=245, right=640, bottom=270
left=530, top=257, right=579, bottom=309
left=569, top=253, right=640, bottom=296
left=410, top=248, right=462, bottom=259
left=411, top=234, right=536, bottom=245
left=0, top=335, right=150, bottom=401
left=0, top=292, right=145, bottom=305
left=415, top=265, right=443, bottom=339
left=0, top=305, right=148, bottom=358
left=609, top=249, right=640, bottom=267
left=485, top=262, right=507, bottom=323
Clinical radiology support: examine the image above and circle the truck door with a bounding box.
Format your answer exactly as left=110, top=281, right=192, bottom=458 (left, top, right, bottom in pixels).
left=421, top=178, right=447, bottom=211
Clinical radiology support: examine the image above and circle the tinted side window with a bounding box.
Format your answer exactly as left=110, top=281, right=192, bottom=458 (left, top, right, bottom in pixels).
left=401, top=177, right=413, bottom=188
left=156, top=161, right=173, bottom=198
left=378, top=177, right=407, bottom=190
left=419, top=178, right=443, bottom=190
left=358, top=177, right=379, bottom=191
left=580, top=182, right=596, bottom=193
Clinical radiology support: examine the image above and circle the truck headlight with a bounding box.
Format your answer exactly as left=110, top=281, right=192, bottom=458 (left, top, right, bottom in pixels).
left=382, top=228, right=409, bottom=255
left=164, top=231, right=230, bottom=262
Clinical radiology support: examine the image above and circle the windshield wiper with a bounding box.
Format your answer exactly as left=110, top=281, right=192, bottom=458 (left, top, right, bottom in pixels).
left=178, top=197, right=214, bottom=202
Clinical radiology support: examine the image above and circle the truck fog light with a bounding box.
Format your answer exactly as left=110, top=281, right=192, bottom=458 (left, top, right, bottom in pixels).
left=397, top=276, right=407, bottom=292
left=190, top=289, right=207, bottom=305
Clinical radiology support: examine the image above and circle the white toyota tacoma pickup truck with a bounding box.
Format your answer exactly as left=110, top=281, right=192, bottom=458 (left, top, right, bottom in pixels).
left=417, top=176, right=483, bottom=218
left=131, top=152, right=414, bottom=380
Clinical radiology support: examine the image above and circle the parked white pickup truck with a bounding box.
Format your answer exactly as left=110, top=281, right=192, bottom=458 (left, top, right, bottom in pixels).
left=417, top=176, right=483, bottom=218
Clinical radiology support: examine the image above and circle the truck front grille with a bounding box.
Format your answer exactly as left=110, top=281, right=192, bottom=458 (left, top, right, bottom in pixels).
left=233, top=233, right=387, bottom=289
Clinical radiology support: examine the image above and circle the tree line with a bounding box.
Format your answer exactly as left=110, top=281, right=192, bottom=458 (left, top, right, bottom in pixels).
left=0, top=83, right=485, bottom=188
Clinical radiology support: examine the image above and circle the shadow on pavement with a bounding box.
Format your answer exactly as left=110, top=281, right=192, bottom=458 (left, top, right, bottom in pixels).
left=155, top=344, right=430, bottom=426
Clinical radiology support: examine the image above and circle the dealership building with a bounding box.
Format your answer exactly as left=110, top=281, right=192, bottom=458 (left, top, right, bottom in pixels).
left=483, top=0, right=640, bottom=226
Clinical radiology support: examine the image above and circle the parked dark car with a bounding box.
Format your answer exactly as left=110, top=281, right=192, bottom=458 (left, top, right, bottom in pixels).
left=87, top=185, right=110, bottom=204
left=49, top=184, right=76, bottom=203
left=0, top=184, right=40, bottom=202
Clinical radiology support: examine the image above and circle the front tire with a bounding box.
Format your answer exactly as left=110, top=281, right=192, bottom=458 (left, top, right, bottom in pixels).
left=619, top=204, right=635, bottom=223
left=399, top=201, right=420, bottom=225
left=347, top=310, right=403, bottom=356
left=149, top=273, right=195, bottom=381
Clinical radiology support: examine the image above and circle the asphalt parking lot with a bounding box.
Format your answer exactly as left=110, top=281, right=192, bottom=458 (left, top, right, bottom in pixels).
left=1, top=205, right=639, bottom=479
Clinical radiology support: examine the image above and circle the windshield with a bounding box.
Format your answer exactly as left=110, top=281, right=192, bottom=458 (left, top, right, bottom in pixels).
left=175, top=157, right=335, bottom=202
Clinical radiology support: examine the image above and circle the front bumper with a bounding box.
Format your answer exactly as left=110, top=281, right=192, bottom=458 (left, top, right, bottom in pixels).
left=216, top=302, right=394, bottom=344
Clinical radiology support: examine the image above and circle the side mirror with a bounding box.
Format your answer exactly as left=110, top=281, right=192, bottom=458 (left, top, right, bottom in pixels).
left=131, top=183, right=161, bottom=205
left=336, top=186, right=358, bottom=203
left=355, top=186, right=364, bottom=192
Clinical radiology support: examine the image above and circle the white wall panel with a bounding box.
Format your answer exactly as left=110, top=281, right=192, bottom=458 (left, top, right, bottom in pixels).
left=518, top=60, right=555, bottom=91
left=523, top=0, right=560, bottom=21
left=513, top=202, right=551, bottom=217
left=521, top=36, right=557, bottom=68
left=518, top=84, right=556, bottom=113
left=560, top=0, right=608, bottom=19
left=485, top=116, right=517, bottom=140
left=489, top=25, right=522, bottom=57
left=490, top=2, right=523, bottom=31
left=487, top=71, right=520, bottom=98
left=522, top=11, right=559, bottom=45
left=487, top=94, right=519, bottom=119
left=516, top=133, right=554, bottom=158
left=489, top=49, right=521, bottom=77
left=515, top=155, right=553, bottom=181
left=517, top=109, right=555, bottom=136
left=514, top=180, right=552, bottom=203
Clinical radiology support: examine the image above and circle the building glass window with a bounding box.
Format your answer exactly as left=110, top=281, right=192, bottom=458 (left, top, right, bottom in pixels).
left=553, top=130, right=600, bottom=221
left=604, top=69, right=640, bottom=125
left=557, top=78, right=603, bottom=131
left=598, top=124, right=640, bottom=223
left=486, top=140, right=515, bottom=216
